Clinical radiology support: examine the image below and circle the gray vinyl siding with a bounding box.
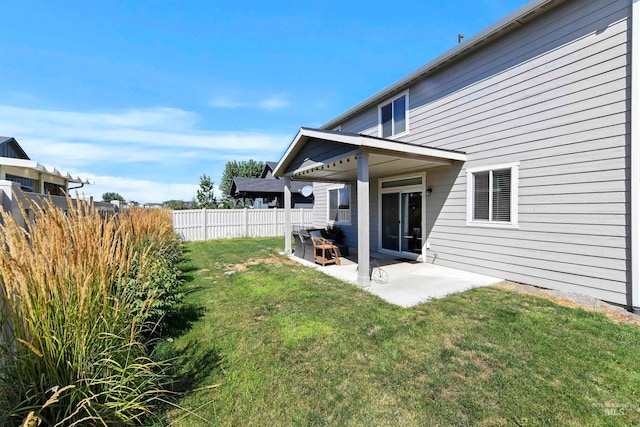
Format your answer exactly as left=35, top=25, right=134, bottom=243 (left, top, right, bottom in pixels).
left=313, top=181, right=370, bottom=250
left=335, top=0, right=631, bottom=304
left=312, top=182, right=329, bottom=229
left=0, top=140, right=28, bottom=159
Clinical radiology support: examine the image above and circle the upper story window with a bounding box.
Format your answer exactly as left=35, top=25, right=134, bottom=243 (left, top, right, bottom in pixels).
left=466, top=163, right=519, bottom=228
left=378, top=91, right=409, bottom=138
left=328, top=184, right=351, bottom=225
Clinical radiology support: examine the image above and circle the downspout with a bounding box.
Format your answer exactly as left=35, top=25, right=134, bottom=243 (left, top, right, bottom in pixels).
left=631, top=0, right=640, bottom=313
left=68, top=182, right=85, bottom=191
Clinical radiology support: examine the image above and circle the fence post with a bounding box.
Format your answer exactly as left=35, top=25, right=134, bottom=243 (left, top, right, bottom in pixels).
left=202, top=208, right=207, bottom=241
left=244, top=208, right=249, bottom=237
left=274, top=208, right=278, bottom=236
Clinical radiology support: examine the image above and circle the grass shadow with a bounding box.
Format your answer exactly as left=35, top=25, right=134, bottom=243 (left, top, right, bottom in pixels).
left=170, top=342, right=223, bottom=394
left=162, top=303, right=206, bottom=338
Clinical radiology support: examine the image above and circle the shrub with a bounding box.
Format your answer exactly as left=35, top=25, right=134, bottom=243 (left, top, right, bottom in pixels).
left=119, top=208, right=184, bottom=331
left=0, top=197, right=175, bottom=425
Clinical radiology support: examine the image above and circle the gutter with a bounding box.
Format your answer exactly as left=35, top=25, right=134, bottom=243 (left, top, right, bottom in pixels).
left=68, top=182, right=85, bottom=191
left=631, top=0, right=640, bottom=313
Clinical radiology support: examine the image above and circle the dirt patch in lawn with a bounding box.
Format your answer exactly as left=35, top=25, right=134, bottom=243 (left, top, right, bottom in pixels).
left=227, top=254, right=298, bottom=272
left=496, top=281, right=640, bottom=326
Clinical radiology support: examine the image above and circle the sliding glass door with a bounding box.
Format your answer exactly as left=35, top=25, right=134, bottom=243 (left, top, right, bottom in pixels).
left=381, top=193, right=400, bottom=251
left=381, top=189, right=422, bottom=256
left=401, top=192, right=422, bottom=254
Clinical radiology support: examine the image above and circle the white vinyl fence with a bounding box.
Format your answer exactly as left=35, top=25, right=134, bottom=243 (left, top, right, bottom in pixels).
left=173, top=208, right=314, bottom=241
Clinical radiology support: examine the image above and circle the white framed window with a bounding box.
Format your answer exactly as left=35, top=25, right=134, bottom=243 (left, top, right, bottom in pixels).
left=327, top=184, right=351, bottom=225
left=378, top=90, right=409, bottom=138
left=466, top=162, right=519, bottom=228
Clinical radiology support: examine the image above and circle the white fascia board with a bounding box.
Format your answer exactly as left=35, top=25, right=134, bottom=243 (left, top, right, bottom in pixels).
left=0, top=157, right=91, bottom=185
left=321, top=0, right=560, bottom=130
left=273, top=128, right=305, bottom=177
left=0, top=158, right=39, bottom=169
left=363, top=138, right=466, bottom=162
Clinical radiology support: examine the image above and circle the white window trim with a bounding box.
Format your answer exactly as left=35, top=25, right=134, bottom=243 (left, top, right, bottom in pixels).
left=377, top=89, right=410, bottom=139
left=327, top=183, right=351, bottom=226
left=466, top=162, right=519, bottom=229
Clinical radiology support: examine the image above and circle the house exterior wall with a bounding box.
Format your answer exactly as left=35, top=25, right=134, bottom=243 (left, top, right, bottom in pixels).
left=0, top=141, right=28, bottom=159
left=328, top=0, right=632, bottom=305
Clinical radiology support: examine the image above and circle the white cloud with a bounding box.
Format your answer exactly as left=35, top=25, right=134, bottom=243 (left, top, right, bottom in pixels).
left=0, top=105, right=291, bottom=171
left=77, top=173, right=209, bottom=204
left=209, top=94, right=290, bottom=110
left=0, top=103, right=291, bottom=203
left=257, top=97, right=290, bottom=110
left=0, top=105, right=291, bottom=152
left=208, top=98, right=245, bottom=108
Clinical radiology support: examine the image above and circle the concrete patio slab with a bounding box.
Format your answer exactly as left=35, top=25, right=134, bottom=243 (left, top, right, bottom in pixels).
left=288, top=253, right=502, bottom=308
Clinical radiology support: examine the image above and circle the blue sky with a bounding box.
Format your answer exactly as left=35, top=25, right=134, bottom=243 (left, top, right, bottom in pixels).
left=1, top=0, right=529, bottom=203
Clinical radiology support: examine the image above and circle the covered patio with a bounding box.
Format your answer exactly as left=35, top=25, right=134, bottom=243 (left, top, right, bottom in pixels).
left=274, top=127, right=468, bottom=288
left=289, top=251, right=502, bottom=307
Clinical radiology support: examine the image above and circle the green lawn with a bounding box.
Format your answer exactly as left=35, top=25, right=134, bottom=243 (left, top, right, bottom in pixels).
left=160, top=237, right=640, bottom=426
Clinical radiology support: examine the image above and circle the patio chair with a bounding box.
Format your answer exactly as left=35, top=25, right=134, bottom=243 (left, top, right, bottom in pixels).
left=309, top=230, right=341, bottom=266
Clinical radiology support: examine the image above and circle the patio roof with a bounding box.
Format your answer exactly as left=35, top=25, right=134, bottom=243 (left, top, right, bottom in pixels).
left=274, top=127, right=466, bottom=182
left=0, top=157, right=93, bottom=185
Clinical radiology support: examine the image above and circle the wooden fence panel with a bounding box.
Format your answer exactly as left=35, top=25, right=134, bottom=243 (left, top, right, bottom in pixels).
left=173, top=208, right=314, bottom=241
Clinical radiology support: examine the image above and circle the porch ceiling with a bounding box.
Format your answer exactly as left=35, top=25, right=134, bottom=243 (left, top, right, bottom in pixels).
left=274, top=127, right=466, bottom=182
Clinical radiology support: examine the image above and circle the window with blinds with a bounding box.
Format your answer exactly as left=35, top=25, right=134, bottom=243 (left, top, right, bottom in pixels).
left=473, top=171, right=489, bottom=220
left=492, top=169, right=511, bottom=222
left=472, top=168, right=513, bottom=223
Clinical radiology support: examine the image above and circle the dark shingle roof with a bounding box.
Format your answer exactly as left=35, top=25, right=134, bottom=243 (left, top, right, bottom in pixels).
left=231, top=177, right=311, bottom=196
left=265, top=161, right=278, bottom=170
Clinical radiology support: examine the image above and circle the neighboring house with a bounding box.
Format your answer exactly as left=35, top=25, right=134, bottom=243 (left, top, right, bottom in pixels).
left=229, top=161, right=314, bottom=208
left=275, top=0, right=640, bottom=312
left=0, top=136, right=91, bottom=196
left=0, top=136, right=96, bottom=224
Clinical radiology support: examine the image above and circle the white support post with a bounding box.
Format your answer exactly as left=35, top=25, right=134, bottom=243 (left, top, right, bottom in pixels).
left=284, top=177, right=292, bottom=254
left=38, top=173, right=45, bottom=194
left=274, top=207, right=278, bottom=236
left=631, top=0, right=640, bottom=312
left=357, top=152, right=370, bottom=288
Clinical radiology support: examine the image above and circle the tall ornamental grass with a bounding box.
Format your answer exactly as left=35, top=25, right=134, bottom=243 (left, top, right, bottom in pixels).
left=0, top=197, right=179, bottom=426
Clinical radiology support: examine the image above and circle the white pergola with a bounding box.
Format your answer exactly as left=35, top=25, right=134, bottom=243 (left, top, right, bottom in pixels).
left=274, top=127, right=466, bottom=288
left=0, top=157, right=92, bottom=193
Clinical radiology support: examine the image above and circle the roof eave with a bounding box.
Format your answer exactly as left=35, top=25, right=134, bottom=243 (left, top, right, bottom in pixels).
left=275, top=127, right=466, bottom=178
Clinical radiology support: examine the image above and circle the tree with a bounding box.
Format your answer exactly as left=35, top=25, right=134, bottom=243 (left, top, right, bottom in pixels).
left=219, top=160, right=264, bottom=200
left=194, top=174, right=217, bottom=209
left=102, top=192, right=125, bottom=203
left=165, top=200, right=187, bottom=210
